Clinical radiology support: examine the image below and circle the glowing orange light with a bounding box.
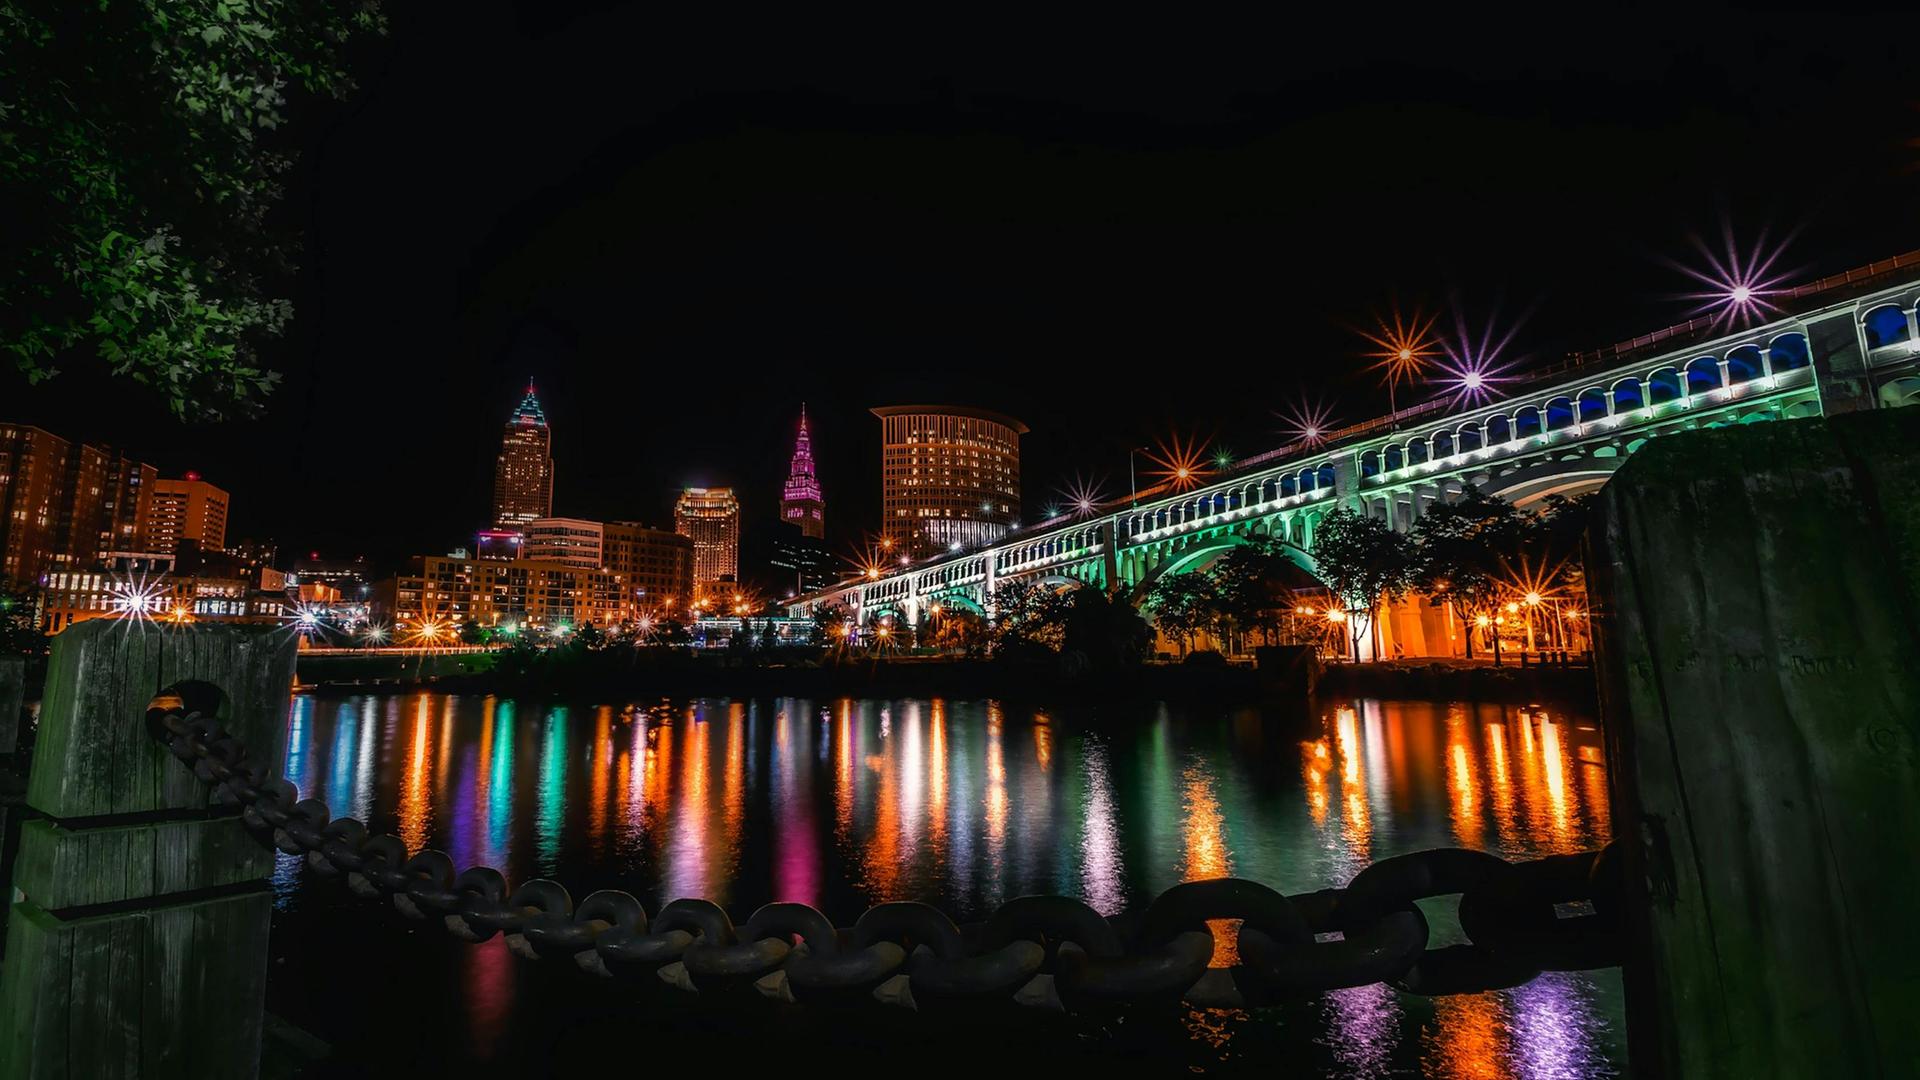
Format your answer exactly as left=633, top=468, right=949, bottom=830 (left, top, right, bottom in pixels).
left=1145, top=432, right=1213, bottom=492
left=1359, top=304, right=1440, bottom=400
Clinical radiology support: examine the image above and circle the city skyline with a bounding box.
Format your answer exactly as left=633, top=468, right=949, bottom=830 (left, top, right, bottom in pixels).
left=8, top=10, right=1920, bottom=569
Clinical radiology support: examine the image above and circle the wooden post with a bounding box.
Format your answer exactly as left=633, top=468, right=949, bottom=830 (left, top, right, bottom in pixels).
left=0, top=621, right=297, bottom=1080
left=0, top=653, right=22, bottom=757
left=1589, top=408, right=1920, bottom=1079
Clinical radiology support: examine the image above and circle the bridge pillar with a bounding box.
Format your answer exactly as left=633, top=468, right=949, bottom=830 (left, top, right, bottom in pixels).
left=0, top=621, right=298, bottom=1080
left=1805, top=307, right=1876, bottom=415
left=1331, top=454, right=1364, bottom=513
left=1589, top=408, right=1920, bottom=1078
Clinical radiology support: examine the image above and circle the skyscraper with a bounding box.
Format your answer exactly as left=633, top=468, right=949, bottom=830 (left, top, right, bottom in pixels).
left=148, top=473, right=229, bottom=555
left=674, top=487, right=740, bottom=588
left=872, top=405, right=1025, bottom=558
left=780, top=404, right=826, bottom=540
left=492, top=380, right=553, bottom=530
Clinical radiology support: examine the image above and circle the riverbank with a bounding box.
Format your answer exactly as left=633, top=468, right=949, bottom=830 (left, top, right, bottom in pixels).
left=295, top=648, right=1595, bottom=707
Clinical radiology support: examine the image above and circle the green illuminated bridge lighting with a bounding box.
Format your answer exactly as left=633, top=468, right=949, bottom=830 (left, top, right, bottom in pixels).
left=790, top=252, right=1920, bottom=624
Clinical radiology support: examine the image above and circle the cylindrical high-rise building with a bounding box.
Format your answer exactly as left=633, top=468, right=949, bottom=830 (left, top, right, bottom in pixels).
left=871, top=405, right=1025, bottom=558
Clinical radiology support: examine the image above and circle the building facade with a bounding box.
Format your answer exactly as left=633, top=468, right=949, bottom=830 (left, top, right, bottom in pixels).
left=871, top=405, right=1026, bottom=557
left=38, top=562, right=288, bottom=634
left=767, top=520, right=834, bottom=597
left=674, top=487, right=740, bottom=588
left=374, top=554, right=628, bottom=635
left=0, top=424, right=157, bottom=587
left=602, top=521, right=694, bottom=614
left=149, top=473, right=230, bottom=555
left=492, top=381, right=554, bottom=529
left=523, top=517, right=604, bottom=569
left=780, top=404, right=826, bottom=540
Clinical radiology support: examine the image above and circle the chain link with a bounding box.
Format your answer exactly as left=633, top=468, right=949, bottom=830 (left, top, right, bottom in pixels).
left=153, top=707, right=1621, bottom=1012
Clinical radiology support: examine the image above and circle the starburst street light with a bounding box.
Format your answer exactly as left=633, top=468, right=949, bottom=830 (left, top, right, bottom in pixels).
left=1145, top=432, right=1212, bottom=493
left=1359, top=304, right=1440, bottom=415
left=1436, top=297, right=1529, bottom=408
left=1057, top=472, right=1108, bottom=517
left=1278, top=397, right=1336, bottom=448
left=1668, top=221, right=1798, bottom=332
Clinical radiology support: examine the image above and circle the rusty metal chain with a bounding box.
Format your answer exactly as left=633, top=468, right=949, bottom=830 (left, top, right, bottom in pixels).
left=153, top=707, right=1621, bottom=1012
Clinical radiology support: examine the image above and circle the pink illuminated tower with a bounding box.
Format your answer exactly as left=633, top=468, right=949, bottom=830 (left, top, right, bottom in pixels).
left=780, top=404, right=825, bottom=540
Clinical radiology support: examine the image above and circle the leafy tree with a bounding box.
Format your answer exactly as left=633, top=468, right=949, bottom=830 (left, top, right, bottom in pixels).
left=2, top=1, right=385, bottom=419
left=457, top=620, right=491, bottom=647
left=1409, top=487, right=1526, bottom=661
left=1144, top=572, right=1219, bottom=656
left=1206, top=536, right=1301, bottom=647
left=573, top=621, right=606, bottom=651
left=929, top=607, right=989, bottom=656
left=1310, top=506, right=1414, bottom=661
left=987, top=578, right=1075, bottom=653
left=649, top=617, right=692, bottom=646
left=810, top=600, right=853, bottom=645
left=758, top=618, right=780, bottom=652
left=1060, top=587, right=1151, bottom=672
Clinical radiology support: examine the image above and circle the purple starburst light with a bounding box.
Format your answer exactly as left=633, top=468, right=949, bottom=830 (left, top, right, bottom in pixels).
left=1668, top=221, right=1799, bottom=332
left=1278, top=397, right=1337, bottom=448
left=1057, top=472, right=1109, bottom=517
left=1436, top=298, right=1529, bottom=407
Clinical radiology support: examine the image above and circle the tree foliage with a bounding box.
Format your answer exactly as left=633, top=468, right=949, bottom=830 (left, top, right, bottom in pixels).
left=1143, top=571, right=1219, bottom=655
left=1408, top=488, right=1526, bottom=659
left=987, top=578, right=1075, bottom=653
left=1310, top=506, right=1414, bottom=659
left=1, top=1, right=384, bottom=419
left=1206, top=536, right=1304, bottom=646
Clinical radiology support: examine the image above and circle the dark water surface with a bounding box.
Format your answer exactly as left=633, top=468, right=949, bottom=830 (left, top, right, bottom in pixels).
left=267, top=692, right=1621, bottom=1077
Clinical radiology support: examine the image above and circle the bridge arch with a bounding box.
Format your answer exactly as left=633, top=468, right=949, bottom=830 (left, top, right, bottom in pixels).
left=1879, top=375, right=1920, bottom=409
left=1863, top=303, right=1912, bottom=351
left=1128, top=531, right=1319, bottom=601
left=1477, top=456, right=1622, bottom=507
left=1769, top=332, right=1811, bottom=372
left=1612, top=376, right=1645, bottom=413
left=1685, top=356, right=1723, bottom=395
left=1647, top=367, right=1683, bottom=405
left=1726, top=344, right=1765, bottom=386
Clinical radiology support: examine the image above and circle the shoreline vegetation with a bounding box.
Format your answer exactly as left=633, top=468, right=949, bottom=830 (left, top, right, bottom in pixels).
left=294, top=647, right=1596, bottom=707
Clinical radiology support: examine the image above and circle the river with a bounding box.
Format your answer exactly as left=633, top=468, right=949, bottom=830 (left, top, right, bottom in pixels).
left=265, top=691, right=1622, bottom=1077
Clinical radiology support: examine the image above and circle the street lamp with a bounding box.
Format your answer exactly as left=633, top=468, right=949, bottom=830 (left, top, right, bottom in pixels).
left=1128, top=446, right=1151, bottom=508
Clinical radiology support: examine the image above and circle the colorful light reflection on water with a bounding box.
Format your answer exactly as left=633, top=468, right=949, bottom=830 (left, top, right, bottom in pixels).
left=273, top=694, right=1621, bottom=1076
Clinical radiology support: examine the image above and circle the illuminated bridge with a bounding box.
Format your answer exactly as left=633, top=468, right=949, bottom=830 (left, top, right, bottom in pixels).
left=791, top=252, right=1920, bottom=625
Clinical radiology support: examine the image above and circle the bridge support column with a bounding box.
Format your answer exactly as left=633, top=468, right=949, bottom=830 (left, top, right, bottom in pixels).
left=0, top=621, right=298, bottom=1080
left=1805, top=307, right=1876, bottom=415
left=1589, top=409, right=1920, bottom=1078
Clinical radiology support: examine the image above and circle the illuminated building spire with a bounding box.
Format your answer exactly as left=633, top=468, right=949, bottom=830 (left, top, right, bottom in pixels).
left=780, top=404, right=826, bottom=539
left=510, top=378, right=548, bottom=428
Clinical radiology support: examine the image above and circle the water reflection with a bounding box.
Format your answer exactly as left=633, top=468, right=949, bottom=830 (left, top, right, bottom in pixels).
left=276, top=693, right=1622, bottom=1076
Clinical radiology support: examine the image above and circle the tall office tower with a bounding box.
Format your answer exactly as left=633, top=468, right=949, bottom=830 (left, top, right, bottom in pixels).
left=673, top=487, right=740, bottom=588
left=149, top=473, right=230, bottom=555
left=780, top=404, right=826, bottom=540
left=602, top=521, right=695, bottom=613
left=871, top=405, right=1025, bottom=558
left=492, top=380, right=554, bottom=529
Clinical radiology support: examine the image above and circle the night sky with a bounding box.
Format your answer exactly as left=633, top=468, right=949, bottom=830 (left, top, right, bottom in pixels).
left=12, top=7, right=1920, bottom=574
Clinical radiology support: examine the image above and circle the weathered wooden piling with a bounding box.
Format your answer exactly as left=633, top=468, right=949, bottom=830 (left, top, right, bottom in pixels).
left=0, top=621, right=297, bottom=1079
left=0, top=653, right=22, bottom=757
left=1590, top=408, right=1920, bottom=1079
